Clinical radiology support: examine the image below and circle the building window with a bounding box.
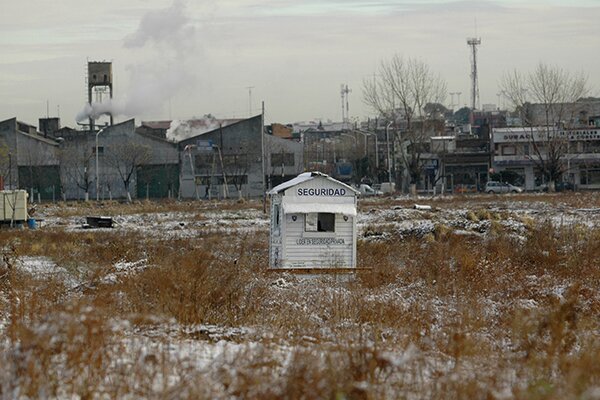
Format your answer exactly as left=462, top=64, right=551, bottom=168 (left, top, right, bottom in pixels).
left=223, top=154, right=248, bottom=168
left=194, top=154, right=213, bottom=170
left=581, top=165, right=600, bottom=185
left=305, top=213, right=335, bottom=232
left=195, top=176, right=211, bottom=185
left=271, top=152, right=295, bottom=167
left=92, top=146, right=104, bottom=154
left=583, top=141, right=600, bottom=153
left=219, top=175, right=248, bottom=185
left=501, top=145, right=516, bottom=156
left=568, top=142, right=582, bottom=153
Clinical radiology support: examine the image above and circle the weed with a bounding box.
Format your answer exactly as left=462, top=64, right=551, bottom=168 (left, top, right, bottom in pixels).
left=1, top=195, right=599, bottom=398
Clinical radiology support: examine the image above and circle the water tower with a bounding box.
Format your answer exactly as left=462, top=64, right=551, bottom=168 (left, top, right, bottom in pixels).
left=87, top=61, right=113, bottom=132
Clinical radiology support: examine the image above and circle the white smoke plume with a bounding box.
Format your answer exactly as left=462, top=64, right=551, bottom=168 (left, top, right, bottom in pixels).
left=165, top=116, right=223, bottom=142
left=75, top=101, right=116, bottom=123
left=76, top=0, right=198, bottom=123
left=124, top=0, right=195, bottom=52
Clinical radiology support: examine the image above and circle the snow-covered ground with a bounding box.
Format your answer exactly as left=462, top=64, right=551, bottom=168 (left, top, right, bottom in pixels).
left=1, top=195, right=599, bottom=398
left=42, top=208, right=269, bottom=238
left=35, top=195, right=600, bottom=240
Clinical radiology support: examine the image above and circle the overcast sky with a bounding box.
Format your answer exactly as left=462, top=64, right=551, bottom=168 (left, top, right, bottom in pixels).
left=1, top=0, right=599, bottom=127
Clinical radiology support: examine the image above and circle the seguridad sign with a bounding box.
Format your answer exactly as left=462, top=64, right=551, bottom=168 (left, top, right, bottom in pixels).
left=296, top=187, right=347, bottom=196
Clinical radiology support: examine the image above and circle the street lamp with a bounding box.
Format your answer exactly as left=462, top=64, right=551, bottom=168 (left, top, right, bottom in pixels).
left=355, top=129, right=378, bottom=167
left=95, top=126, right=108, bottom=201
left=385, top=122, right=393, bottom=183
left=184, top=144, right=200, bottom=200
left=8, top=152, right=12, bottom=190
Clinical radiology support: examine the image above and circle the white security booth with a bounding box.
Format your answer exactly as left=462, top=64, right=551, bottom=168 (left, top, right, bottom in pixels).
left=268, top=172, right=359, bottom=271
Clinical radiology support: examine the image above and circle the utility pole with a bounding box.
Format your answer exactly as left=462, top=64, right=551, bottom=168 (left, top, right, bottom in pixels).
left=8, top=152, right=12, bottom=190
left=246, top=86, right=254, bottom=117
left=261, top=101, right=266, bottom=213
left=95, top=126, right=108, bottom=201
left=385, top=122, right=393, bottom=184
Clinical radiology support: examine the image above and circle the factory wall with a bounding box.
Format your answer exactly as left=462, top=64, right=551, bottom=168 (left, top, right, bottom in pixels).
left=2, top=114, right=271, bottom=201
left=0, top=117, right=61, bottom=198
left=133, top=131, right=180, bottom=199
left=265, top=133, right=304, bottom=188
left=178, top=115, right=265, bottom=199
left=0, top=118, right=20, bottom=189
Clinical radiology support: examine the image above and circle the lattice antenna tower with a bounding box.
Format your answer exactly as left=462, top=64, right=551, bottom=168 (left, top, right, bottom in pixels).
left=340, top=84, right=351, bottom=125
left=467, top=37, right=481, bottom=110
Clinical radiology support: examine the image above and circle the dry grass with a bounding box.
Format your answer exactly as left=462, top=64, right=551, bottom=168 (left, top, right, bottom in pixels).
left=1, top=194, right=600, bottom=399
left=359, top=190, right=600, bottom=211
left=44, top=198, right=263, bottom=218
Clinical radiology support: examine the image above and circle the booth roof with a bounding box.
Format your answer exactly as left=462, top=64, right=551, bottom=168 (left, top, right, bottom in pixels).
left=267, top=172, right=359, bottom=195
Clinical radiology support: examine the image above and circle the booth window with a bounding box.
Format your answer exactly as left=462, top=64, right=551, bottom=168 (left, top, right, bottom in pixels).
left=274, top=204, right=280, bottom=229
left=305, top=213, right=335, bottom=232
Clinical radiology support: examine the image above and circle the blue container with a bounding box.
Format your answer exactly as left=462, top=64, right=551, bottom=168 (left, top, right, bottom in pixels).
left=27, top=218, right=37, bottom=230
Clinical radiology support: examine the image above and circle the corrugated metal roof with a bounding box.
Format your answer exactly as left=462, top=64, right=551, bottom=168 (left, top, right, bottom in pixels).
left=141, top=121, right=172, bottom=130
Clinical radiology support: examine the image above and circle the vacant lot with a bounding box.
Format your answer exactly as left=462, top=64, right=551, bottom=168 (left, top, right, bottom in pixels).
left=1, top=193, right=599, bottom=399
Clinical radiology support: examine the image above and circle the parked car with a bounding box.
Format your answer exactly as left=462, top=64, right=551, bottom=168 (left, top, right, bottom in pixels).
left=372, top=182, right=396, bottom=194
left=357, top=184, right=383, bottom=196
left=455, top=184, right=478, bottom=194
left=539, top=182, right=575, bottom=192
left=485, top=181, right=522, bottom=194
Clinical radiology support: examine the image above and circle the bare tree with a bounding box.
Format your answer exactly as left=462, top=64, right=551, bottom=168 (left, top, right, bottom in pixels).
left=500, top=63, right=588, bottom=191
left=57, top=147, right=93, bottom=201
left=224, top=153, right=248, bottom=198
left=363, top=55, right=446, bottom=193
left=107, top=141, right=152, bottom=202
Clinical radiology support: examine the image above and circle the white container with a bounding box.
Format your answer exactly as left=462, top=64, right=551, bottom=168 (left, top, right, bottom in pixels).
left=1, top=190, right=29, bottom=222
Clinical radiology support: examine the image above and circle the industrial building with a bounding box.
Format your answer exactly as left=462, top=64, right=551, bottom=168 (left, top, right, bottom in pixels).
left=176, top=115, right=302, bottom=199
left=1, top=113, right=304, bottom=201
left=0, top=118, right=61, bottom=199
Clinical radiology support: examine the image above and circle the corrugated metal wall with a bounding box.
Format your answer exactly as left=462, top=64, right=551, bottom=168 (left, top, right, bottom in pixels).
left=282, top=213, right=354, bottom=268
